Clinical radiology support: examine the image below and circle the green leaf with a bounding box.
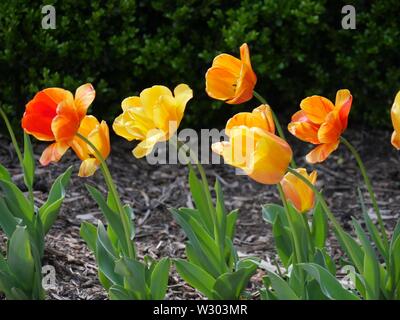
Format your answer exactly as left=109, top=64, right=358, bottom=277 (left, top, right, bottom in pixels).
left=0, top=164, right=12, bottom=183
left=39, top=166, right=72, bottom=234
left=299, top=263, right=359, bottom=300
left=95, top=222, right=122, bottom=288
left=262, top=204, right=288, bottom=226
left=0, top=179, right=33, bottom=226
left=267, top=271, right=299, bottom=300
left=188, top=167, right=213, bottom=233
left=226, top=210, right=238, bottom=241
left=171, top=208, right=222, bottom=277
left=8, top=226, right=35, bottom=293
left=334, top=228, right=364, bottom=272
left=22, top=133, right=35, bottom=190
left=214, top=179, right=227, bottom=254
left=87, top=184, right=129, bottom=256
left=114, top=257, right=149, bottom=299
left=174, top=259, right=215, bottom=299
left=352, top=218, right=380, bottom=300
left=0, top=198, right=20, bottom=237
left=109, top=284, right=134, bottom=300
left=80, top=222, right=97, bottom=253
left=272, top=215, right=293, bottom=268
left=212, top=260, right=257, bottom=299
left=150, top=258, right=170, bottom=300
left=311, top=200, right=328, bottom=249
left=357, top=188, right=388, bottom=261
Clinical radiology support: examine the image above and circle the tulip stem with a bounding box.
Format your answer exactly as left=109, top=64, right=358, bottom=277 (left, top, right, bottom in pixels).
left=253, top=90, right=297, bottom=168
left=287, top=167, right=366, bottom=272
left=277, top=183, right=302, bottom=264
left=340, top=136, right=389, bottom=245
left=0, top=106, right=35, bottom=206
left=76, top=132, right=136, bottom=259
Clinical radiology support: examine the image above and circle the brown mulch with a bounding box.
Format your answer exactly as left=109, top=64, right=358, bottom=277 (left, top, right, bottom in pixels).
left=0, top=127, right=399, bottom=300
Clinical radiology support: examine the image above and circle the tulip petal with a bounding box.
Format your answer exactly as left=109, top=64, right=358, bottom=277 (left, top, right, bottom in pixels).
left=174, top=84, right=193, bottom=116
left=205, top=67, right=237, bottom=101
left=391, top=91, right=400, bottom=150
left=288, top=111, right=320, bottom=144
left=212, top=53, right=242, bottom=76
left=305, top=141, right=340, bottom=164
left=75, top=83, right=95, bottom=119
left=132, top=129, right=165, bottom=158
left=226, top=104, right=275, bottom=136
left=140, top=85, right=173, bottom=118
left=78, top=158, right=99, bottom=177
left=40, top=142, right=69, bottom=166
left=122, top=96, right=141, bottom=111
left=300, top=96, right=335, bottom=124
left=335, top=89, right=352, bottom=130
left=317, top=111, right=342, bottom=143
left=51, top=97, right=80, bottom=142
left=240, top=43, right=257, bottom=84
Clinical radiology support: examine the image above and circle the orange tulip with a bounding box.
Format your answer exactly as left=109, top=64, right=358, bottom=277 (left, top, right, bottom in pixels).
left=205, top=43, right=257, bottom=104
left=391, top=91, right=400, bottom=149
left=70, top=116, right=110, bottom=177
left=288, top=89, right=352, bottom=163
left=281, top=168, right=317, bottom=213
left=212, top=105, right=292, bottom=184
left=22, top=84, right=95, bottom=166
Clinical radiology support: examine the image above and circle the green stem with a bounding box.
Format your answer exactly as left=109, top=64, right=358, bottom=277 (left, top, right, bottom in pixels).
left=253, top=90, right=296, bottom=168
left=277, top=183, right=302, bottom=264
left=0, top=107, right=34, bottom=205
left=76, top=132, right=136, bottom=259
left=174, top=138, right=226, bottom=271
left=340, top=136, right=388, bottom=245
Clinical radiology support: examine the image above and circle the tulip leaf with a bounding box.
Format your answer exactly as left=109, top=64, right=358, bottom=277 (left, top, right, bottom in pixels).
left=0, top=163, right=12, bottom=183
left=188, top=167, right=214, bottom=232
left=0, top=198, right=20, bottom=238
left=39, top=166, right=72, bottom=234
left=215, top=179, right=227, bottom=257
left=311, top=200, right=328, bottom=249
left=267, top=271, right=299, bottom=300
left=272, top=215, right=293, bottom=268
left=22, top=133, right=35, bottom=191
left=87, top=184, right=130, bottom=256
left=212, top=261, right=258, bottom=299
left=352, top=218, right=380, bottom=299
left=0, top=179, right=34, bottom=227
left=174, top=259, right=216, bottom=299
left=80, top=221, right=97, bottom=253
left=109, top=285, right=134, bottom=300
left=262, top=204, right=288, bottom=226
left=7, top=226, right=35, bottom=293
left=226, top=210, right=238, bottom=241
left=357, top=188, right=388, bottom=261
left=114, top=257, right=149, bottom=299
left=299, top=263, right=360, bottom=300
left=150, top=258, right=170, bottom=300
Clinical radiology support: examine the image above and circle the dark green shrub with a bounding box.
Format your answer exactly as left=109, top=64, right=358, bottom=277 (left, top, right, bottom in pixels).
left=0, top=0, right=399, bottom=132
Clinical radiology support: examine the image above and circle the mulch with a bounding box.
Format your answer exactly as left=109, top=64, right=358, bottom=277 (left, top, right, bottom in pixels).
left=0, top=127, right=399, bottom=300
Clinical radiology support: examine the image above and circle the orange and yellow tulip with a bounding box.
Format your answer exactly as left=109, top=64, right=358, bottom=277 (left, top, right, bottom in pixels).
left=288, top=89, right=352, bottom=163
left=113, top=84, right=193, bottom=158
left=281, top=168, right=317, bottom=213
left=70, top=116, right=110, bottom=177
left=391, top=91, right=400, bottom=149
left=206, top=43, right=257, bottom=104
left=22, top=83, right=95, bottom=165
left=212, top=105, right=292, bottom=184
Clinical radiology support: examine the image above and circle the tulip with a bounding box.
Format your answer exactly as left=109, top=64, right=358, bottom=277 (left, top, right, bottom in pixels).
left=288, top=89, right=352, bottom=163
left=212, top=105, right=292, bottom=184
left=113, top=84, right=193, bottom=158
left=22, top=84, right=95, bottom=165
left=391, top=91, right=400, bottom=149
left=70, top=116, right=110, bottom=177
left=205, top=43, right=257, bottom=104
left=281, top=168, right=317, bottom=213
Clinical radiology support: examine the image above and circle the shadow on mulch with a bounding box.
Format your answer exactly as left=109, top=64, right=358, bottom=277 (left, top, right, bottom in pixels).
left=0, top=127, right=399, bottom=300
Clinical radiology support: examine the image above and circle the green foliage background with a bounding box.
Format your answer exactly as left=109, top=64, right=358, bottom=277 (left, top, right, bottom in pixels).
left=0, top=0, right=399, bottom=131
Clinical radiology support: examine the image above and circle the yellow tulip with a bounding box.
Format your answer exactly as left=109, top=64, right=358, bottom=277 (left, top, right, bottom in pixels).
left=70, top=115, right=110, bottom=177
left=281, top=168, right=317, bottom=213
left=212, top=105, right=292, bottom=184
left=391, top=91, right=400, bottom=149
left=113, top=84, right=193, bottom=158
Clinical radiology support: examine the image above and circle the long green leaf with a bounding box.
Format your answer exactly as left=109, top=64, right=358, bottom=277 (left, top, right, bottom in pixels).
left=150, top=258, right=170, bottom=300
left=267, top=271, right=299, bottom=300
left=22, top=133, right=35, bottom=191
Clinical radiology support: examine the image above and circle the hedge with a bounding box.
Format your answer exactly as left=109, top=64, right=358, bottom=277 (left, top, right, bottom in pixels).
left=0, top=0, right=399, bottom=132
